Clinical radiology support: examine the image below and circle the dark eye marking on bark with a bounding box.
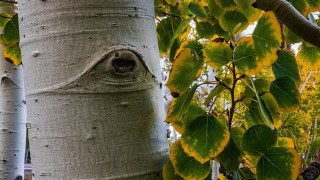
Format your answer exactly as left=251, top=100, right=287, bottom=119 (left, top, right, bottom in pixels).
left=109, top=50, right=138, bottom=75
left=112, top=59, right=136, bottom=74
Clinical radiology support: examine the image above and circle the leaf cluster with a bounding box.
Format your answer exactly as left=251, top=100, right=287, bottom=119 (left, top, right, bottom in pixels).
left=156, top=0, right=320, bottom=179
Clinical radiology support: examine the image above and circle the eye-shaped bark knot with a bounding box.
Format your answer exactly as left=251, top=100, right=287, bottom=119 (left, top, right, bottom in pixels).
left=109, top=50, right=138, bottom=75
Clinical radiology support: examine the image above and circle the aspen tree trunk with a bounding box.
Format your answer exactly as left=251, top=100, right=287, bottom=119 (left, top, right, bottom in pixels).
left=18, top=0, right=168, bottom=179
left=0, top=4, right=26, bottom=180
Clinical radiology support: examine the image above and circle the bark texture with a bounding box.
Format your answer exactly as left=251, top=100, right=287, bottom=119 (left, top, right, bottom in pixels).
left=0, top=5, right=26, bottom=180
left=253, top=0, right=320, bottom=48
left=18, top=0, right=168, bottom=179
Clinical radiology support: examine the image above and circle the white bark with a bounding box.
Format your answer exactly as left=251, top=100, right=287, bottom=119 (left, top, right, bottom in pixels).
left=0, top=5, right=26, bottom=180
left=19, top=0, right=168, bottom=179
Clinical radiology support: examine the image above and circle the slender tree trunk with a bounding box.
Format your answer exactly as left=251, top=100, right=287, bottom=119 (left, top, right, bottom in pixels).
left=18, top=0, right=168, bottom=179
left=0, top=4, right=26, bottom=180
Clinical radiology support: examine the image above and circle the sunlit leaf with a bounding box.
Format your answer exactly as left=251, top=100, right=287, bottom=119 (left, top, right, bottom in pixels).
left=217, top=138, right=242, bottom=171
left=219, top=11, right=248, bottom=34
left=166, top=48, right=203, bottom=94
left=272, top=50, right=301, bottom=84
left=181, top=115, right=230, bottom=163
left=170, top=140, right=211, bottom=180
left=241, top=125, right=277, bottom=154
left=172, top=103, right=206, bottom=134
left=278, top=137, right=295, bottom=148
left=270, top=76, right=301, bottom=112
left=3, top=13, right=19, bottom=45
left=166, top=86, right=198, bottom=123
left=3, top=43, right=21, bottom=66
left=188, top=2, right=208, bottom=21
left=253, top=12, right=281, bottom=66
left=203, top=41, right=232, bottom=69
left=296, top=43, right=320, bottom=69
left=257, top=147, right=301, bottom=180
left=163, top=160, right=184, bottom=180
left=234, top=37, right=262, bottom=75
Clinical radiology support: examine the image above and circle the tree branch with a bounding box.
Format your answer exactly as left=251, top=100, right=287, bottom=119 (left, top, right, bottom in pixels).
left=252, top=0, right=320, bottom=48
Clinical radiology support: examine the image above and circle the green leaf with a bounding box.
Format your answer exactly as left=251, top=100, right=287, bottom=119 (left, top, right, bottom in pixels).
left=181, top=115, right=230, bottom=163
left=296, top=42, right=320, bottom=69
left=166, top=86, right=198, bottom=123
left=3, top=43, right=21, bottom=66
left=208, top=0, right=224, bottom=18
left=188, top=2, right=208, bottom=21
left=203, top=41, right=232, bottom=69
left=261, top=93, right=282, bottom=129
left=166, top=48, right=203, bottom=94
left=257, top=147, right=301, bottom=180
left=219, top=10, right=248, bottom=34
left=272, top=50, right=301, bottom=84
left=244, top=78, right=270, bottom=100
left=165, top=0, right=178, bottom=5
left=0, top=2, right=12, bottom=7
left=215, top=0, right=238, bottom=10
left=196, top=21, right=215, bottom=39
left=212, top=21, right=230, bottom=39
left=239, top=5, right=262, bottom=23
left=238, top=167, right=256, bottom=180
left=171, top=103, right=206, bottom=134
left=234, top=37, right=262, bottom=75
left=307, top=0, right=320, bottom=11
left=285, top=26, right=302, bottom=44
left=253, top=12, right=281, bottom=66
left=0, top=13, right=10, bottom=28
left=278, top=137, right=295, bottom=148
left=217, top=138, right=242, bottom=172
left=248, top=97, right=265, bottom=125
left=169, top=39, right=180, bottom=62
left=230, top=127, right=245, bottom=148
left=269, top=76, right=301, bottom=112
left=170, top=140, right=211, bottom=180
left=169, top=17, right=192, bottom=51
left=234, top=0, right=255, bottom=8
left=157, top=17, right=182, bottom=53
left=250, top=78, right=274, bottom=129
left=3, top=13, right=19, bottom=45
left=288, top=0, right=310, bottom=16
left=163, top=160, right=184, bottom=180
left=241, top=125, right=277, bottom=154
